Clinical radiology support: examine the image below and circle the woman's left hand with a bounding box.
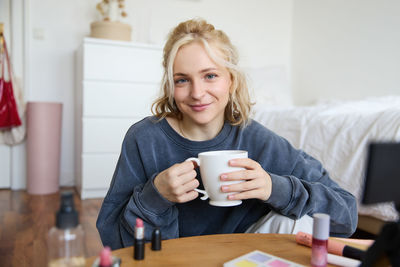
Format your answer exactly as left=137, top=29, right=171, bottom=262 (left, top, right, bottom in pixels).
left=220, top=158, right=272, bottom=201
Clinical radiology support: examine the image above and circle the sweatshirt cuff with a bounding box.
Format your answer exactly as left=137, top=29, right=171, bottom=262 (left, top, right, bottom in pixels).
left=265, top=173, right=293, bottom=210
left=139, top=174, right=175, bottom=214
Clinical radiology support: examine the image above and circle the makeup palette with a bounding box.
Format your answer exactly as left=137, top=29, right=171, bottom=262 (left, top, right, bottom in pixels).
left=223, top=250, right=304, bottom=267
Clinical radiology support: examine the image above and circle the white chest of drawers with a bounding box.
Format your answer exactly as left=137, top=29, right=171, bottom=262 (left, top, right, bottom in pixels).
left=75, top=38, right=162, bottom=199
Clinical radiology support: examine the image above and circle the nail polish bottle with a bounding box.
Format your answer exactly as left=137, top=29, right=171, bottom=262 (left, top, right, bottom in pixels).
left=311, top=213, right=330, bottom=267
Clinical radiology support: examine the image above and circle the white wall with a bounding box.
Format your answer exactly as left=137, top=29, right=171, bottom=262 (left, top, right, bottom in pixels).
left=26, top=0, right=293, bottom=187
left=125, top=0, right=293, bottom=68
left=291, top=0, right=400, bottom=105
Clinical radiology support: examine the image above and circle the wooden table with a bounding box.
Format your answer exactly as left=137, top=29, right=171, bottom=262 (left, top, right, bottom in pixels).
left=86, top=233, right=363, bottom=266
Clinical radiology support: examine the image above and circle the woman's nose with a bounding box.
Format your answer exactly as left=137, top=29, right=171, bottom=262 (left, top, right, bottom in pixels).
left=190, top=79, right=206, bottom=99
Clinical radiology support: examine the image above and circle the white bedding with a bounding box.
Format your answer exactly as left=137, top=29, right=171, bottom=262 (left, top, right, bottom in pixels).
left=252, top=96, right=400, bottom=222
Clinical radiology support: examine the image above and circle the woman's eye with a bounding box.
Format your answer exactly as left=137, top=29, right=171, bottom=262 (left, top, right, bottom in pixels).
left=205, top=74, right=217, bottom=80
left=175, top=78, right=188, bottom=84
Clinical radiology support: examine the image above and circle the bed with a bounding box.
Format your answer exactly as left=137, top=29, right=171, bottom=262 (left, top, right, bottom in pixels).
left=247, top=66, right=400, bottom=234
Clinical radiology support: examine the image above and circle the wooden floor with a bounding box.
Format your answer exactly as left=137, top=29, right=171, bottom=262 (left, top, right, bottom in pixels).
left=0, top=188, right=103, bottom=267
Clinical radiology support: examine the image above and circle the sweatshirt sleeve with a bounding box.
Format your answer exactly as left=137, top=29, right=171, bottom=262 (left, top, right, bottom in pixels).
left=96, top=128, right=179, bottom=250
left=247, top=122, right=358, bottom=237
left=264, top=148, right=358, bottom=237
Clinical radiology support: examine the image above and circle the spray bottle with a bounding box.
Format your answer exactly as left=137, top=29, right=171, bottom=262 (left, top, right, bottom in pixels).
left=47, top=191, right=85, bottom=267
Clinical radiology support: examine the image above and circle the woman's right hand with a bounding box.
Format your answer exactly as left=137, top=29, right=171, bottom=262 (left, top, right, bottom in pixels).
left=154, top=161, right=200, bottom=203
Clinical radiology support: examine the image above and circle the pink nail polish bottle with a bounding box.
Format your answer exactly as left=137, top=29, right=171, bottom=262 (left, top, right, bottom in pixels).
left=311, top=213, right=330, bottom=267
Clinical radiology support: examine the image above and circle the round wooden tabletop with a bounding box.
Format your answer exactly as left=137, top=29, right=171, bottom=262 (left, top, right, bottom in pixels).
left=86, top=233, right=345, bottom=266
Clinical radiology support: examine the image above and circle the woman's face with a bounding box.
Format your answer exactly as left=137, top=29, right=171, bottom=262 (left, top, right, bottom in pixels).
left=172, top=42, right=232, bottom=128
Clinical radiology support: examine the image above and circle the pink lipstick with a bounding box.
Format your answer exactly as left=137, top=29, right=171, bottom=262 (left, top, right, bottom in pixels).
left=134, top=218, right=145, bottom=260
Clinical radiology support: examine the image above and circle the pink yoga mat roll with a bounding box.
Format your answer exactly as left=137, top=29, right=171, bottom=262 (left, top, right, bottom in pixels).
left=27, top=102, right=63, bottom=195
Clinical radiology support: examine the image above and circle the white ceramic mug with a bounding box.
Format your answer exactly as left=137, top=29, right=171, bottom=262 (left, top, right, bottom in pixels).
left=186, top=150, right=248, bottom=207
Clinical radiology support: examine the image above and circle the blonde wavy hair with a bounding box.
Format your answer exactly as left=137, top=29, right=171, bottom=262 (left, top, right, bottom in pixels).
left=151, top=18, right=252, bottom=126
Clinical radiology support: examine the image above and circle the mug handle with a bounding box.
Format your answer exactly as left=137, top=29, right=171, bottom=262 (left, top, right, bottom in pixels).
left=194, top=188, right=209, bottom=201
left=185, top=157, right=209, bottom=201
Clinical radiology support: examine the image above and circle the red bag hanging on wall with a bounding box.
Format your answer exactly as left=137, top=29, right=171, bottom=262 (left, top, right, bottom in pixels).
left=0, top=35, right=22, bottom=129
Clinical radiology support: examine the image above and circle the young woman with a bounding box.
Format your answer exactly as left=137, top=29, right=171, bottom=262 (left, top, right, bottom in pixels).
left=96, top=18, right=357, bottom=249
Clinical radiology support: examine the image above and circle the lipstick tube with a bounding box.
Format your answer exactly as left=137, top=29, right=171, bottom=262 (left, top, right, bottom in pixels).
left=134, top=218, right=145, bottom=260
left=151, top=228, right=162, bottom=251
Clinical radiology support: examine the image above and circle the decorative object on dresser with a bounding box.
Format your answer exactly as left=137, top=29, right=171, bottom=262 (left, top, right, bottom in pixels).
left=75, top=37, right=162, bottom=199
left=91, top=0, right=131, bottom=41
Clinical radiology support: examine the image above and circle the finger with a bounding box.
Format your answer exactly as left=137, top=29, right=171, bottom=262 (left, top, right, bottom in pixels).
left=227, top=188, right=266, bottom=201
left=229, top=158, right=259, bottom=170
left=185, top=159, right=199, bottom=168
left=163, top=169, right=196, bottom=192
left=178, top=169, right=197, bottom=185
left=228, top=184, right=270, bottom=201
left=175, top=178, right=200, bottom=196
left=178, top=160, right=197, bottom=173
left=221, top=169, right=258, bottom=181
left=221, top=179, right=261, bottom=193
left=176, top=190, right=199, bottom=203
left=168, top=161, right=196, bottom=178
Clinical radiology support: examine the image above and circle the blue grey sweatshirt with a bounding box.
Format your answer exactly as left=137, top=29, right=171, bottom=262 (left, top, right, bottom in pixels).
left=96, top=117, right=358, bottom=249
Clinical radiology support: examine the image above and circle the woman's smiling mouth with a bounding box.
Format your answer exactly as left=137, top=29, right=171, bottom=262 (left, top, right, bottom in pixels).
left=189, top=103, right=211, bottom=112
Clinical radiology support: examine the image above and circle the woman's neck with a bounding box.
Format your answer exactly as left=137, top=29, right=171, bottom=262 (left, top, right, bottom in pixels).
left=167, top=116, right=224, bottom=141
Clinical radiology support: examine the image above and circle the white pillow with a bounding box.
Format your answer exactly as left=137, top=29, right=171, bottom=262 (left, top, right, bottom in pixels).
left=244, top=65, right=293, bottom=107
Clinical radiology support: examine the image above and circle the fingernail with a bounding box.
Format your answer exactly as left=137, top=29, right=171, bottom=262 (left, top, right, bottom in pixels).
left=229, top=160, right=236, bottom=165
left=220, top=174, right=227, bottom=180
left=221, top=186, right=228, bottom=192
left=228, top=195, right=234, bottom=200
